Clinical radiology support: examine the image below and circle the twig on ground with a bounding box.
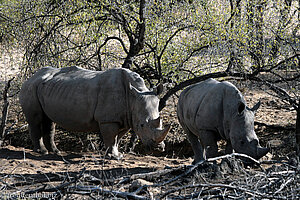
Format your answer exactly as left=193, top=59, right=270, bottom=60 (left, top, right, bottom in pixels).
left=70, top=185, right=149, bottom=200
left=0, top=150, right=298, bottom=199
left=24, top=167, right=86, bottom=195
left=206, top=153, right=260, bottom=165
left=117, top=166, right=184, bottom=185
left=274, top=177, right=294, bottom=195
left=160, top=182, right=288, bottom=199
left=133, top=160, right=206, bottom=194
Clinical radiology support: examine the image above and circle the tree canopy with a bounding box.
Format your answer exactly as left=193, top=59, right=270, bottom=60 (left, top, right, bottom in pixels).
left=0, top=0, right=299, bottom=109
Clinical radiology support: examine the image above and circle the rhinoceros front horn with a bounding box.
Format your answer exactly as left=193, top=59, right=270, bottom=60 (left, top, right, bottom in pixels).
left=256, top=146, right=269, bottom=159
left=155, top=124, right=171, bottom=143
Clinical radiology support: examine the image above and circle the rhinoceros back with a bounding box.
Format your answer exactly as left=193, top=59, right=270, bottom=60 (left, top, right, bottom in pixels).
left=20, top=66, right=143, bottom=132
left=177, top=78, right=245, bottom=137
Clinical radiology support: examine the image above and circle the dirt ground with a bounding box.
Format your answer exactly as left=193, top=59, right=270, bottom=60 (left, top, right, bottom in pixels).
left=0, top=61, right=299, bottom=199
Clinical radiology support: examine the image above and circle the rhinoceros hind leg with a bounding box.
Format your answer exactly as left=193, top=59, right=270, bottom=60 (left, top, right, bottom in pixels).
left=100, top=123, right=123, bottom=160
left=183, top=125, right=204, bottom=164
left=29, top=123, right=48, bottom=155
left=42, top=117, right=60, bottom=154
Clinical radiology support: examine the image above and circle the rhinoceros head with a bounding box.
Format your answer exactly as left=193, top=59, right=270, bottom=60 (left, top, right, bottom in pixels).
left=130, top=84, right=170, bottom=151
left=228, top=101, right=269, bottom=160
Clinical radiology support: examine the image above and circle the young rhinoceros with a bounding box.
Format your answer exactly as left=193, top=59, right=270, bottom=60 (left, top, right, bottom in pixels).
left=177, top=78, right=269, bottom=163
left=19, top=66, right=170, bottom=158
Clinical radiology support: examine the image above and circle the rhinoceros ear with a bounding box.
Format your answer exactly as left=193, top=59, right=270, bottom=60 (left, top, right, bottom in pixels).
left=238, top=102, right=246, bottom=114
left=250, top=100, right=261, bottom=113
left=153, top=83, right=164, bottom=96
left=129, top=83, right=142, bottom=98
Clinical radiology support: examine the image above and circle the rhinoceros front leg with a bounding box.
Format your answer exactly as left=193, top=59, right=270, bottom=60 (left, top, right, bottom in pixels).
left=99, top=123, right=123, bottom=160
left=200, top=130, right=220, bottom=159
left=225, top=141, right=233, bottom=154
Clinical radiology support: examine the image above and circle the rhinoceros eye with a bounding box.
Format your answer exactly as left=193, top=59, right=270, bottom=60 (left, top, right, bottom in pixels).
left=140, top=124, right=144, bottom=128
left=240, top=140, right=245, bottom=146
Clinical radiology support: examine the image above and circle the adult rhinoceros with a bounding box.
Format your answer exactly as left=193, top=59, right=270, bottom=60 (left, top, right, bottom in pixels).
left=177, top=78, right=269, bottom=163
left=19, top=66, right=170, bottom=158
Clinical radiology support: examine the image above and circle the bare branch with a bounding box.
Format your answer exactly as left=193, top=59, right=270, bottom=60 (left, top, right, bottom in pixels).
left=158, top=25, right=194, bottom=59
left=99, top=36, right=129, bottom=55
left=254, top=77, right=298, bottom=110
left=265, top=53, right=300, bottom=73
left=159, top=71, right=229, bottom=111
left=0, top=77, right=14, bottom=146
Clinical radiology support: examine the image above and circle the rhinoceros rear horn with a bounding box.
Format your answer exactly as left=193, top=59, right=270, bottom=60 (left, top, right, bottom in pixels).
left=151, top=117, right=161, bottom=128
left=155, top=124, right=170, bottom=143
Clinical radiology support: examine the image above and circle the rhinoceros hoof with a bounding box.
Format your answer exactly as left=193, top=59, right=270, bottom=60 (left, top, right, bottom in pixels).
left=52, top=150, right=61, bottom=156
left=108, top=152, right=123, bottom=160
left=192, top=159, right=205, bottom=165
left=34, top=148, right=49, bottom=155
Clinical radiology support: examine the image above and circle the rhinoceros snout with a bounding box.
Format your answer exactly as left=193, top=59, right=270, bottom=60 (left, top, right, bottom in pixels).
left=138, top=122, right=170, bottom=153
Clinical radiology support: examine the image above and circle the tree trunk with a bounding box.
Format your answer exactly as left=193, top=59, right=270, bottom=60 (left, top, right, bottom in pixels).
left=296, top=101, right=300, bottom=156
left=247, top=0, right=265, bottom=71
left=0, top=78, right=14, bottom=146
left=121, top=0, right=146, bottom=69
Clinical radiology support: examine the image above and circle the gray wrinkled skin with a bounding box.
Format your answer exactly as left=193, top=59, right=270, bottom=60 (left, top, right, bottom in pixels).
left=19, top=66, right=170, bottom=158
left=177, top=78, right=269, bottom=163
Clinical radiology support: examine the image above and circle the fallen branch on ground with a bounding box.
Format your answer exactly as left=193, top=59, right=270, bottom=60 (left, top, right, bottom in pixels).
left=160, top=182, right=284, bottom=199
left=117, top=166, right=185, bottom=185
left=133, top=153, right=262, bottom=194
left=0, top=152, right=298, bottom=199
left=70, top=185, right=149, bottom=200
left=24, top=167, right=86, bottom=195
